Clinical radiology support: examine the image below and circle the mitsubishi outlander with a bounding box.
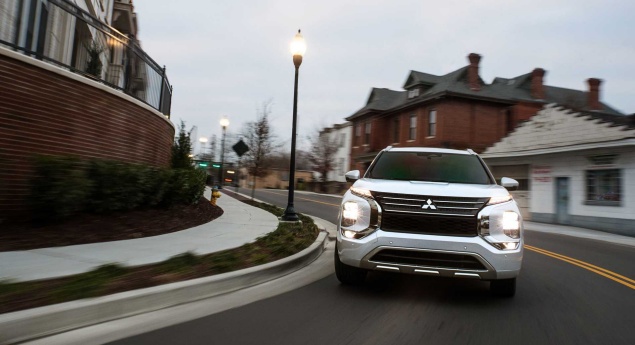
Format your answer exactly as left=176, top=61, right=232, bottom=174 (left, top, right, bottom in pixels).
left=335, top=147, right=523, bottom=297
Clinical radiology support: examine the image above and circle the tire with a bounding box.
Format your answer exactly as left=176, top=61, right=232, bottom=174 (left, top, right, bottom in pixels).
left=334, top=246, right=367, bottom=285
left=490, top=278, right=516, bottom=297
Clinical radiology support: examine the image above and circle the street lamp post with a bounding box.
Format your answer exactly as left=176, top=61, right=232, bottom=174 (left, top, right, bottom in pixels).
left=219, top=116, right=229, bottom=189
left=282, top=30, right=306, bottom=222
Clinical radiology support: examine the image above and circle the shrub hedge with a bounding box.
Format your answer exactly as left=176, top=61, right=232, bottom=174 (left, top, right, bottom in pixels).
left=29, top=156, right=207, bottom=222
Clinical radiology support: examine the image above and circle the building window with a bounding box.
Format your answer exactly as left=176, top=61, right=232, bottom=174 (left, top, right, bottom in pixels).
left=339, top=133, right=345, bottom=147
left=408, top=89, right=420, bottom=99
left=339, top=158, right=345, bottom=175
left=409, top=114, right=417, bottom=140
left=428, top=110, right=437, bottom=137
left=364, top=122, right=371, bottom=145
left=586, top=169, right=621, bottom=206
left=393, top=117, right=400, bottom=143
left=354, top=123, right=361, bottom=145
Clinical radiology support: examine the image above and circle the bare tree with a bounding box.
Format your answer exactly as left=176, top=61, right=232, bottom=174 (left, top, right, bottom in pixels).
left=242, top=100, right=279, bottom=199
left=306, top=128, right=340, bottom=182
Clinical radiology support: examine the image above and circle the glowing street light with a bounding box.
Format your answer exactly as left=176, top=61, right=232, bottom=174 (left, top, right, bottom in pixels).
left=281, top=30, right=305, bottom=222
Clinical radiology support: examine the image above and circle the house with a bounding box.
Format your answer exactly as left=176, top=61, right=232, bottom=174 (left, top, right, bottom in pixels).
left=346, top=53, right=623, bottom=174
left=481, top=104, right=635, bottom=236
left=320, top=122, right=352, bottom=183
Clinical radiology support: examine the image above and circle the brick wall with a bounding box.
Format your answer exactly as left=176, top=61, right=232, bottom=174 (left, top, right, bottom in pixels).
left=0, top=49, right=175, bottom=221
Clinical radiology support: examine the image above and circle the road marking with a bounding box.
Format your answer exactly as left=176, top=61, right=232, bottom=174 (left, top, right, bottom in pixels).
left=525, top=245, right=635, bottom=290
left=259, top=190, right=340, bottom=207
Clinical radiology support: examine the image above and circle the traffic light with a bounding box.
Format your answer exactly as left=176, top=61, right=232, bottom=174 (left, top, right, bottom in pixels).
left=199, top=162, right=208, bottom=167
left=212, top=164, right=221, bottom=168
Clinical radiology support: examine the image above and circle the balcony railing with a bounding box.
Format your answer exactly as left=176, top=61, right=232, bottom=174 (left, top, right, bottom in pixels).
left=0, top=0, right=172, bottom=116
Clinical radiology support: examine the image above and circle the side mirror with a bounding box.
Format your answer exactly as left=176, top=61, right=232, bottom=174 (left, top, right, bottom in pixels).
left=345, top=170, right=360, bottom=183
left=501, top=177, right=519, bottom=191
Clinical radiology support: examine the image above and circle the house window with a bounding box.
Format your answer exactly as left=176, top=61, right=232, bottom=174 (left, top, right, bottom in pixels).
left=428, top=110, right=437, bottom=137
left=393, top=117, right=400, bottom=143
left=355, top=123, right=361, bottom=145
left=364, top=122, right=371, bottom=145
left=409, top=114, right=417, bottom=140
left=339, top=133, right=345, bottom=147
left=408, top=89, right=420, bottom=99
left=586, top=169, right=621, bottom=205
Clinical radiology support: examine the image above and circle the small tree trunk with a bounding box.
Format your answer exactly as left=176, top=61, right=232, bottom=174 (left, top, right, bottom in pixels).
left=251, top=174, right=257, bottom=200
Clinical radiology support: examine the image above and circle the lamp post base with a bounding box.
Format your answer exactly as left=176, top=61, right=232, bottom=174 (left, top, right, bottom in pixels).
left=281, top=205, right=300, bottom=222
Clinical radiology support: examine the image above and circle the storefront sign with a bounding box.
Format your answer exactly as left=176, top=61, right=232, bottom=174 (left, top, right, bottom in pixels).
left=532, top=165, right=552, bottom=183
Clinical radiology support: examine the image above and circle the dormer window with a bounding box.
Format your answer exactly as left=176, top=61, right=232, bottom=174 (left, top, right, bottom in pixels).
left=408, top=89, right=420, bottom=99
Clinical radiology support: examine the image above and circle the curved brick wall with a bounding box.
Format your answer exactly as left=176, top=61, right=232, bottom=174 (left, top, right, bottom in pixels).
left=0, top=47, right=175, bottom=222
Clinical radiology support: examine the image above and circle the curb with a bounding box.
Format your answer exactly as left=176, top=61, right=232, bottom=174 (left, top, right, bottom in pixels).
left=0, top=231, right=329, bottom=345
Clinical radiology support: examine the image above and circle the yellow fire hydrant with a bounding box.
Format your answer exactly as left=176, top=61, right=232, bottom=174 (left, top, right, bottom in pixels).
left=211, top=187, right=221, bottom=206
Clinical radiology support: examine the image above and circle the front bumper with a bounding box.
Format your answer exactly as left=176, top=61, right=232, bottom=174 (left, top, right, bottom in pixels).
left=336, top=229, right=523, bottom=280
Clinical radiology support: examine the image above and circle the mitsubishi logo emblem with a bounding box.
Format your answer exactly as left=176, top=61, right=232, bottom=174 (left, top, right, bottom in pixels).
left=422, top=199, right=437, bottom=210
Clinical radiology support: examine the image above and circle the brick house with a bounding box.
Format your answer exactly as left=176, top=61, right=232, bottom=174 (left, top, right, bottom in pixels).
left=346, top=53, right=624, bottom=174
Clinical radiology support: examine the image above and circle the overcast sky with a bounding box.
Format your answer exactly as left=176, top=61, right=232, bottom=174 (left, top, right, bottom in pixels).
left=133, top=0, right=634, bottom=154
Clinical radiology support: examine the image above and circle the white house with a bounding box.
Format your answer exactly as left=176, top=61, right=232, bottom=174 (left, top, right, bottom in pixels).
left=481, top=104, right=635, bottom=237
left=321, top=122, right=352, bottom=183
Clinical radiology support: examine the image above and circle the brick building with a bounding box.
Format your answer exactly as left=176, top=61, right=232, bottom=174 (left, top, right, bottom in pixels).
left=0, top=0, right=174, bottom=222
left=346, top=53, right=624, bottom=173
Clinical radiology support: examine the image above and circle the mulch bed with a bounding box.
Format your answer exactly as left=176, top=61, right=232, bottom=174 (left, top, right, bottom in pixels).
left=0, top=197, right=223, bottom=252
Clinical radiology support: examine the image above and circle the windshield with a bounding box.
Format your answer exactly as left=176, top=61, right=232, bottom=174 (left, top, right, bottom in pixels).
left=366, top=151, right=493, bottom=184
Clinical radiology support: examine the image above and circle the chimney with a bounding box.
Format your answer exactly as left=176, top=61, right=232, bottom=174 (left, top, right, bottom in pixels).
left=467, top=53, right=481, bottom=91
left=587, top=78, right=602, bottom=110
left=530, top=68, right=546, bottom=99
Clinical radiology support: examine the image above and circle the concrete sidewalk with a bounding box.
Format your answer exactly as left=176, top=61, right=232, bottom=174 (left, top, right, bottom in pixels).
left=0, top=188, right=278, bottom=282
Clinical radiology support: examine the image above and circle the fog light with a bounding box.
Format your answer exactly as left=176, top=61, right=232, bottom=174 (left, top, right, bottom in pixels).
left=344, top=230, right=356, bottom=239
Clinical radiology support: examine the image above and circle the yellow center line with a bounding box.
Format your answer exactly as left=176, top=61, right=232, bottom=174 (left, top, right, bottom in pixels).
left=525, top=245, right=635, bottom=290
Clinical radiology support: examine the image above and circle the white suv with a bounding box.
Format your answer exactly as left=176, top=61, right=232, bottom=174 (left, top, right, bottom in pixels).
left=335, top=147, right=523, bottom=297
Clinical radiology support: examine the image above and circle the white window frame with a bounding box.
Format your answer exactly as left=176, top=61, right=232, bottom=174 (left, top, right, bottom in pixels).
left=409, top=114, right=417, bottom=141
left=428, top=110, right=437, bottom=137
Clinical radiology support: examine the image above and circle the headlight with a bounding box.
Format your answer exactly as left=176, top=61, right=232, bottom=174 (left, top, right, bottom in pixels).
left=479, top=209, right=521, bottom=251
left=502, top=211, right=520, bottom=238
left=339, top=194, right=381, bottom=240
left=341, top=201, right=360, bottom=227
left=488, top=194, right=512, bottom=205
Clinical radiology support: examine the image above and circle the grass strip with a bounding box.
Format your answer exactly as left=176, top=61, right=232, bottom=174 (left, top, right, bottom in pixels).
left=0, top=200, right=318, bottom=314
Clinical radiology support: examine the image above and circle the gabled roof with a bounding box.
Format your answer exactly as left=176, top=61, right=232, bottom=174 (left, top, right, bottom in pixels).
left=346, top=88, right=407, bottom=120
left=482, top=104, right=635, bottom=158
left=346, top=63, right=625, bottom=121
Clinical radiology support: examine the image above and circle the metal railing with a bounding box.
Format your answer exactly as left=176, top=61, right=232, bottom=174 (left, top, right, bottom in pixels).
left=0, top=0, right=172, bottom=116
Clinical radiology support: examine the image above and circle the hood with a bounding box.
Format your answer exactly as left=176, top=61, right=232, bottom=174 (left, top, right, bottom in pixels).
left=352, top=178, right=510, bottom=198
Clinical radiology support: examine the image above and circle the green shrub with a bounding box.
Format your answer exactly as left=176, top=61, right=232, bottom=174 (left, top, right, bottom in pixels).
left=29, top=156, right=92, bottom=222
left=161, top=168, right=207, bottom=206
left=29, top=155, right=207, bottom=221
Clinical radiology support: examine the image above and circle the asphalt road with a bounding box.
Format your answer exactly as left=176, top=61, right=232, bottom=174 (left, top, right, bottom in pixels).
left=110, top=188, right=635, bottom=345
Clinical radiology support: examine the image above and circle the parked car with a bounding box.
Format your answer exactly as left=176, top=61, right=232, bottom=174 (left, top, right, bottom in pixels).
left=335, top=146, right=523, bottom=297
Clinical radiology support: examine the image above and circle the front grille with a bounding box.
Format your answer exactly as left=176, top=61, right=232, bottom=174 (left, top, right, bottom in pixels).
left=370, top=249, right=487, bottom=270
left=381, top=213, right=478, bottom=236
left=372, top=192, right=488, bottom=217
left=372, top=192, right=485, bottom=236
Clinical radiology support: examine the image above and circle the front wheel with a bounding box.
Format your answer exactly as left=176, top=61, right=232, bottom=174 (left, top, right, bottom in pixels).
left=334, top=246, right=367, bottom=285
left=490, top=278, right=516, bottom=297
